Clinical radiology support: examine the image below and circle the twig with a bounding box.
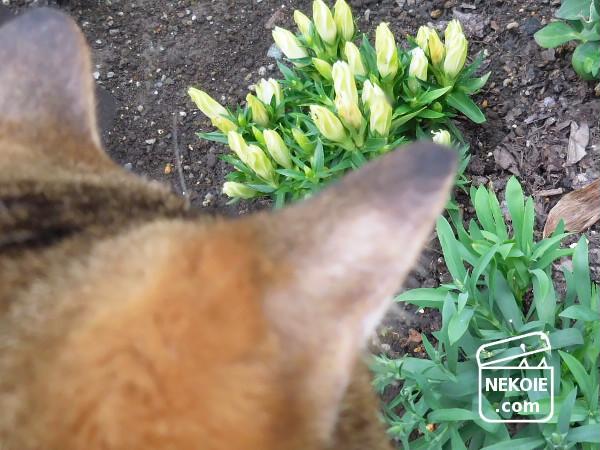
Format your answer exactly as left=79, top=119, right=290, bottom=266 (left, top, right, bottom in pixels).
left=534, top=188, right=563, bottom=197
left=172, top=114, right=189, bottom=200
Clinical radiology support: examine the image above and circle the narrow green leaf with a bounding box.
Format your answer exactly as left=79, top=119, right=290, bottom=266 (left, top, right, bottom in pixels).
left=448, top=308, right=474, bottom=345
left=446, top=91, right=486, bottom=123
left=395, top=287, right=449, bottom=307
left=573, top=236, right=592, bottom=307
left=534, top=22, right=581, bottom=48
left=437, top=217, right=467, bottom=282
left=558, top=387, right=577, bottom=434
left=559, top=350, right=593, bottom=405
left=505, top=177, right=524, bottom=247
left=480, top=437, right=546, bottom=450
left=530, top=269, right=557, bottom=324
left=568, top=424, right=600, bottom=443
left=560, top=304, right=600, bottom=321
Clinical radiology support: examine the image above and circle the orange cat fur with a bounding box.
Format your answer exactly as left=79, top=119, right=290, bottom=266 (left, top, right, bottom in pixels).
left=0, top=9, right=455, bottom=450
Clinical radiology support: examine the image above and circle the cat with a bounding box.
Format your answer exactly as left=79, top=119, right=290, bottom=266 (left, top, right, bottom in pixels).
left=0, top=8, right=455, bottom=450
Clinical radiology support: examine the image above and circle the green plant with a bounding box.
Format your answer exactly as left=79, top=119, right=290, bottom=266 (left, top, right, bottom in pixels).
left=373, top=178, right=600, bottom=449
left=189, top=0, right=489, bottom=205
left=535, top=0, right=600, bottom=80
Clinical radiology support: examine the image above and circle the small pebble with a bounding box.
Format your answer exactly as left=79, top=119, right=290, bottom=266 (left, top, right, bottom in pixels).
left=145, top=138, right=157, bottom=145
left=430, top=9, right=443, bottom=18
left=506, top=21, right=519, bottom=30
left=202, top=192, right=214, bottom=207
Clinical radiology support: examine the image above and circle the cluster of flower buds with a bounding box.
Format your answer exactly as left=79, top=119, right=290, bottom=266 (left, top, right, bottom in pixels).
left=415, top=20, right=468, bottom=84
left=189, top=0, right=483, bottom=202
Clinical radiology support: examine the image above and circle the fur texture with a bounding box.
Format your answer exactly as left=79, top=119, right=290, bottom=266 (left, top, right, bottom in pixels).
left=0, top=8, right=455, bottom=450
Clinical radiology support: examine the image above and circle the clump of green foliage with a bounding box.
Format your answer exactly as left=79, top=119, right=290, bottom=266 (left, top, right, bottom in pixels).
left=189, top=0, right=488, bottom=206
left=535, top=0, right=600, bottom=80
left=373, top=177, right=600, bottom=449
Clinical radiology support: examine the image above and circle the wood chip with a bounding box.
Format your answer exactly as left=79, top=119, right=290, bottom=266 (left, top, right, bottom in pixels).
left=535, top=188, right=563, bottom=197
left=543, top=179, right=600, bottom=237
left=566, top=121, right=589, bottom=166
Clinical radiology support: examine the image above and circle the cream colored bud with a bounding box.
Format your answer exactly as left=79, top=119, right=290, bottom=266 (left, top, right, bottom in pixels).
left=246, top=144, right=276, bottom=185
left=443, top=28, right=467, bottom=78
left=369, top=97, right=392, bottom=137
left=415, top=26, right=431, bottom=53
left=222, top=182, right=257, bottom=199
left=312, top=58, right=333, bottom=80
left=313, top=0, right=337, bottom=45
left=188, top=87, right=228, bottom=119
left=409, top=47, right=428, bottom=81
left=293, top=10, right=313, bottom=40
left=428, top=28, right=445, bottom=66
left=263, top=129, right=293, bottom=169
left=375, top=22, right=399, bottom=79
left=309, top=105, right=348, bottom=143
left=361, top=80, right=387, bottom=110
left=227, top=131, right=250, bottom=164
left=334, top=0, right=354, bottom=41
left=255, top=78, right=282, bottom=107
left=332, top=61, right=359, bottom=104
left=272, top=27, right=308, bottom=60
left=344, top=42, right=366, bottom=76
left=335, top=95, right=363, bottom=130
left=212, top=116, right=237, bottom=133
left=432, top=129, right=452, bottom=146
left=445, top=19, right=464, bottom=42
left=246, top=94, right=270, bottom=127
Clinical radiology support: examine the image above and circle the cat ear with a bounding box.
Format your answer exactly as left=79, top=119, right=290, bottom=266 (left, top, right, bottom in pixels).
left=0, top=8, right=110, bottom=169
left=254, top=142, right=456, bottom=442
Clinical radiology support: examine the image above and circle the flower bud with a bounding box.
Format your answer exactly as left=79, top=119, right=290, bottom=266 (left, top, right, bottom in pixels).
left=443, top=20, right=467, bottom=78
left=415, top=26, right=431, bottom=53
left=432, top=129, right=452, bottom=146
left=309, top=105, right=348, bottom=143
left=344, top=42, right=366, bottom=76
left=332, top=61, right=359, bottom=104
left=335, top=95, right=363, bottom=130
left=188, top=87, right=227, bottom=118
left=291, top=127, right=315, bottom=154
left=188, top=87, right=237, bottom=132
left=445, top=19, right=464, bottom=42
left=312, top=58, right=333, bottom=80
left=223, top=182, right=257, bottom=199
left=409, top=47, right=428, bottom=81
left=255, top=78, right=282, bottom=107
left=369, top=97, right=392, bottom=137
left=428, top=28, right=445, bottom=66
left=246, top=94, right=270, bottom=127
left=211, top=116, right=237, bottom=133
left=334, top=0, right=354, bottom=41
left=361, top=80, right=387, bottom=110
left=246, top=144, right=277, bottom=185
left=263, top=129, right=293, bottom=169
left=375, top=22, right=399, bottom=79
left=313, top=0, right=337, bottom=45
left=272, top=26, right=309, bottom=60
left=293, top=10, right=313, bottom=40
left=227, top=131, right=250, bottom=164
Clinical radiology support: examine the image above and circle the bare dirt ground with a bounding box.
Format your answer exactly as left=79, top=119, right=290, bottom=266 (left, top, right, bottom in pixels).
left=3, top=0, right=599, bottom=359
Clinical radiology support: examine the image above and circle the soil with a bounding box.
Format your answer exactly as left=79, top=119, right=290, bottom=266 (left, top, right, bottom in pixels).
left=4, top=0, right=600, bottom=387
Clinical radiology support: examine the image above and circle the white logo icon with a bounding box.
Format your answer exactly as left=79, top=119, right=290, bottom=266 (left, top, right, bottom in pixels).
left=476, top=331, right=554, bottom=423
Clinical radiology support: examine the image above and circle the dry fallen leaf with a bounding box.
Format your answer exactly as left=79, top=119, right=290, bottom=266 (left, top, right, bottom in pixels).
left=543, top=179, right=600, bottom=237
left=407, top=328, right=423, bottom=344
left=566, top=121, right=589, bottom=166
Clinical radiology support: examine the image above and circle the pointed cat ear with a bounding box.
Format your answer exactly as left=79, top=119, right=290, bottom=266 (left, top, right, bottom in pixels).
left=253, top=142, right=456, bottom=443
left=0, top=8, right=109, bottom=168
